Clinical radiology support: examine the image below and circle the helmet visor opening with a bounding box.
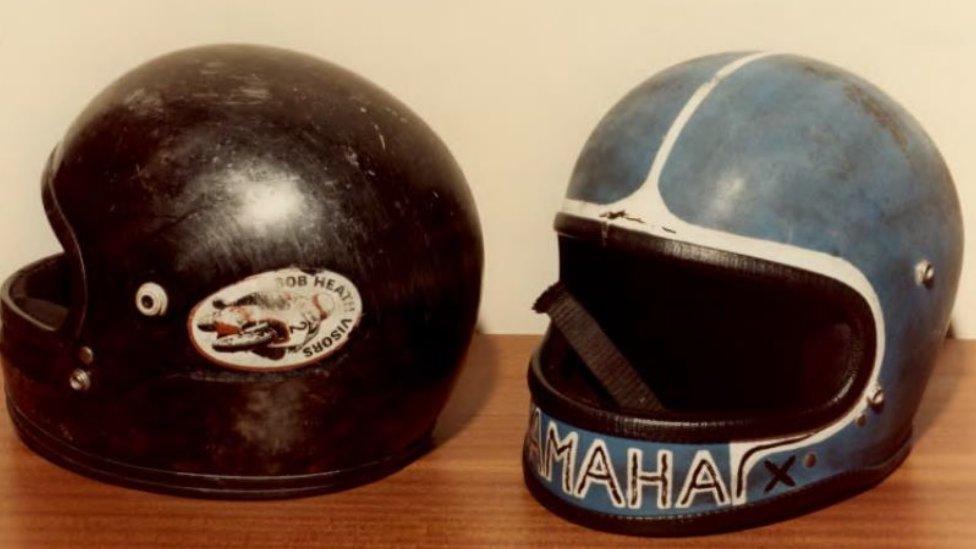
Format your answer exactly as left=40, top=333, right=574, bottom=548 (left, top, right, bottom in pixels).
left=3, top=254, right=71, bottom=332
left=546, top=229, right=875, bottom=431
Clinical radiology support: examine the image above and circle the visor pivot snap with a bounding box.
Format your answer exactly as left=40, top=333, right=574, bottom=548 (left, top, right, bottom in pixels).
left=69, top=369, right=91, bottom=392
left=868, top=385, right=885, bottom=411
left=77, top=346, right=94, bottom=365
left=136, top=282, right=168, bottom=316
left=915, top=260, right=935, bottom=288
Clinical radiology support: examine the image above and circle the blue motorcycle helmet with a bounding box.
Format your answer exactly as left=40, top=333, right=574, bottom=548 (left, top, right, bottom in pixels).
left=523, top=52, right=963, bottom=535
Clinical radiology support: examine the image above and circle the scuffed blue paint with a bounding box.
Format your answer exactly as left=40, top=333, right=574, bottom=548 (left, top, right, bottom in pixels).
left=556, top=53, right=964, bottom=520
left=655, top=54, right=962, bottom=443
left=567, top=52, right=749, bottom=204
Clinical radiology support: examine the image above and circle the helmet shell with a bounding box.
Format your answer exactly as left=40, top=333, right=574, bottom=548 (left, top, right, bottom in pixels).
left=524, top=52, right=962, bottom=534
left=2, top=44, right=483, bottom=497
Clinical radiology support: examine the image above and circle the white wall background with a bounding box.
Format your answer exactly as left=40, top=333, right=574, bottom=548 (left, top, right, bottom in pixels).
left=0, top=0, right=973, bottom=335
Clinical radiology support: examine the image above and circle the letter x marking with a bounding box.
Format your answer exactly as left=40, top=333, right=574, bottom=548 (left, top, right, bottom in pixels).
left=763, top=456, right=796, bottom=493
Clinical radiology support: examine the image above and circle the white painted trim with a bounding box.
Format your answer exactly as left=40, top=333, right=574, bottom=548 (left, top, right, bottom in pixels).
left=644, top=52, right=773, bottom=193
left=559, top=51, right=886, bottom=505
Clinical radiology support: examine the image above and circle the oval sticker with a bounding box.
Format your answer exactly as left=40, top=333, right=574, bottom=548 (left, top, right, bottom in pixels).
left=188, top=267, right=362, bottom=371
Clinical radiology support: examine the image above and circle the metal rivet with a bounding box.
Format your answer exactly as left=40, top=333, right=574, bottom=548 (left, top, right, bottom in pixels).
left=804, top=453, right=817, bottom=468
left=915, top=261, right=935, bottom=288
left=135, top=282, right=168, bottom=316
left=855, top=413, right=867, bottom=427
left=77, top=346, right=94, bottom=365
left=69, top=369, right=91, bottom=392
left=868, top=386, right=885, bottom=412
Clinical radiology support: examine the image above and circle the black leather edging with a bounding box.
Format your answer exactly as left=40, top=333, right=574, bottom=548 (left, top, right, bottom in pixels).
left=535, top=214, right=877, bottom=443
left=1, top=254, right=67, bottom=336
left=41, top=157, right=88, bottom=340
left=1, top=255, right=74, bottom=386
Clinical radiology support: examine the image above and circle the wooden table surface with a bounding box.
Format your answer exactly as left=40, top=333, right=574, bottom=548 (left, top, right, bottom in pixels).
left=1, top=334, right=974, bottom=547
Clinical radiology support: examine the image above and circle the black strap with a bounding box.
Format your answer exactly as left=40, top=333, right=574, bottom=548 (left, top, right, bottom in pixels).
left=533, top=282, right=663, bottom=412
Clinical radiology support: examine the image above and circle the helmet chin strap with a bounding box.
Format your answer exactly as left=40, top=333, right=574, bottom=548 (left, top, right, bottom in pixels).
left=533, top=282, right=663, bottom=412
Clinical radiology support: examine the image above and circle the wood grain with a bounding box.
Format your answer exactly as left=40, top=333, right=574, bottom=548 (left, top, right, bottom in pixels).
left=1, top=334, right=974, bottom=547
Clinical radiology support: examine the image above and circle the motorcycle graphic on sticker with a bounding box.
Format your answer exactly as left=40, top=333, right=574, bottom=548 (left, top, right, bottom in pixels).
left=188, top=267, right=363, bottom=371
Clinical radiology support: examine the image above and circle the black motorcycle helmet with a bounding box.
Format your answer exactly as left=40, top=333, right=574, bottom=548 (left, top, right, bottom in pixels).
left=1, top=44, right=483, bottom=497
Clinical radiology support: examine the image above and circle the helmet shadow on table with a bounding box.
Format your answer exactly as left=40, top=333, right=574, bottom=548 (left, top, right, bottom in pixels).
left=431, top=329, right=501, bottom=446
left=912, top=327, right=965, bottom=440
